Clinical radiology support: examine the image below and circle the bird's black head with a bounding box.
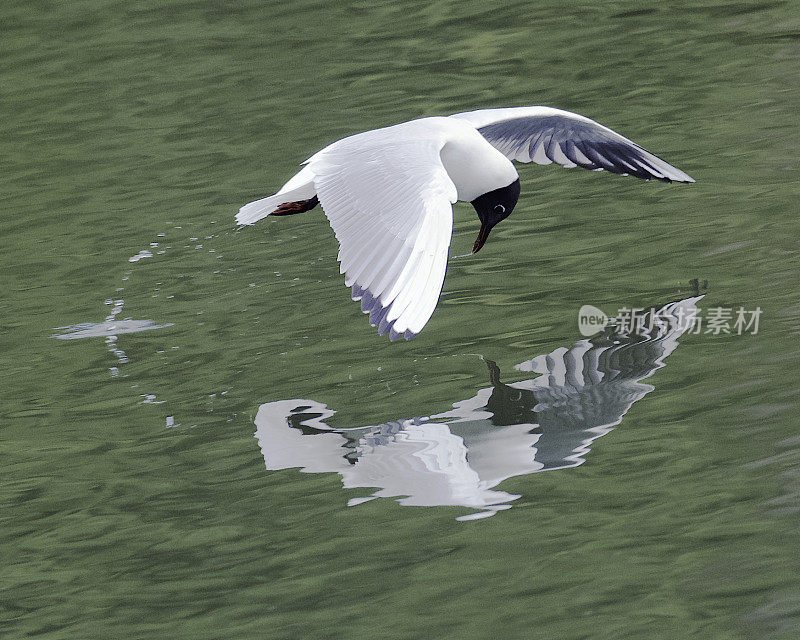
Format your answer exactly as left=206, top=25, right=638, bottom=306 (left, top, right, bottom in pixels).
left=469, top=178, right=521, bottom=253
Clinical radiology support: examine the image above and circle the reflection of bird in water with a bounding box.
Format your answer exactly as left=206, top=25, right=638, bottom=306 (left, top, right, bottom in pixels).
left=237, top=106, right=693, bottom=340
left=254, top=297, right=701, bottom=519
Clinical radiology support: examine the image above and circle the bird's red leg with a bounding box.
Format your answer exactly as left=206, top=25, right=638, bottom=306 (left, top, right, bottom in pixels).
left=271, top=195, right=320, bottom=216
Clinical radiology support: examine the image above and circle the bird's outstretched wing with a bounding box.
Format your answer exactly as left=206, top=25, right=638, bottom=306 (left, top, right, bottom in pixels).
left=450, top=106, right=694, bottom=183
left=309, top=137, right=457, bottom=340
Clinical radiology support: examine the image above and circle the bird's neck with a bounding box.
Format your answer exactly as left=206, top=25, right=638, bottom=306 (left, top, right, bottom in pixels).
left=440, top=128, right=519, bottom=202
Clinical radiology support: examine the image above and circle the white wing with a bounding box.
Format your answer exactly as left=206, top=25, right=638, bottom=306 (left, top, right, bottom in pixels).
left=309, top=135, right=457, bottom=341
left=451, top=106, right=694, bottom=183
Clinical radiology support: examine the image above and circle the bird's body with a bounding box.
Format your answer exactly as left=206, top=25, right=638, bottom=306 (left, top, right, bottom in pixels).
left=237, top=106, right=694, bottom=340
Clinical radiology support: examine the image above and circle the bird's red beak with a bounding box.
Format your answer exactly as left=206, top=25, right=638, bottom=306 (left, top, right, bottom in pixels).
left=472, top=222, right=492, bottom=253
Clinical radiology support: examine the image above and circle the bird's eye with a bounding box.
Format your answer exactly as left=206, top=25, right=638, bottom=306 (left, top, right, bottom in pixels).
left=494, top=204, right=505, bottom=214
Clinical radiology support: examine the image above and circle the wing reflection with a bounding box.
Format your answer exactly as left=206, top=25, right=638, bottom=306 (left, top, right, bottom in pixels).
left=254, top=297, right=701, bottom=519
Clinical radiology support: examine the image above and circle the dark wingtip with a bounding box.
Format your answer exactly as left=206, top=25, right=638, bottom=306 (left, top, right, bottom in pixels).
left=351, top=283, right=365, bottom=301
left=350, top=282, right=419, bottom=342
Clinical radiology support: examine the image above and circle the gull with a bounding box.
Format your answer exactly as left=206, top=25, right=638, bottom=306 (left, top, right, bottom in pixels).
left=237, top=106, right=694, bottom=340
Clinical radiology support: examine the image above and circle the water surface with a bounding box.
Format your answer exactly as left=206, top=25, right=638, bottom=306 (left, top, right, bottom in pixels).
left=3, top=1, right=800, bottom=638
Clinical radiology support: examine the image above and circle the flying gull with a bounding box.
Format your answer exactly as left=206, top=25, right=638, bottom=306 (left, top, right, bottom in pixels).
left=237, top=106, right=694, bottom=340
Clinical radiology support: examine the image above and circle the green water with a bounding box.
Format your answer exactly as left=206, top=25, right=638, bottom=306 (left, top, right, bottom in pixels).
left=3, top=1, right=800, bottom=637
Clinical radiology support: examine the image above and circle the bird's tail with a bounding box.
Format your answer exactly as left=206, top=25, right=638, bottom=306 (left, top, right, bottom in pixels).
left=236, top=194, right=284, bottom=226
left=237, top=166, right=318, bottom=226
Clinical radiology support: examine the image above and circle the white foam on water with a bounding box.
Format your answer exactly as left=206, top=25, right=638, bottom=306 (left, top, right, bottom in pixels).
left=128, top=249, right=153, bottom=263
left=52, top=318, right=173, bottom=340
